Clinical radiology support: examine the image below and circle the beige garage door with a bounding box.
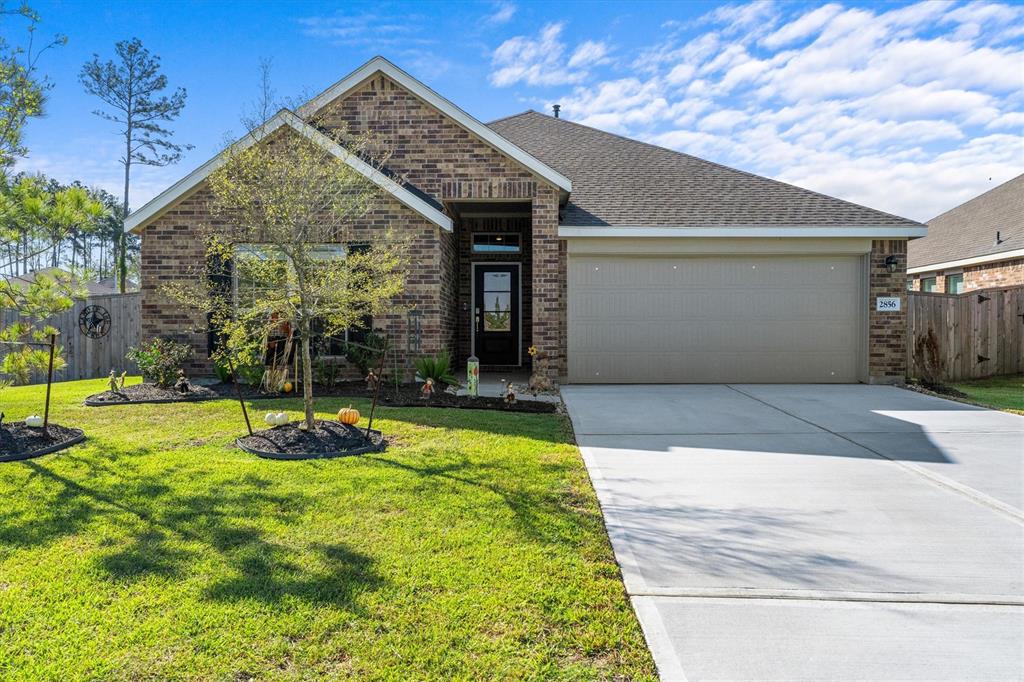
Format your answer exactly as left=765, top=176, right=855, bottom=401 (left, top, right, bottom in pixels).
left=567, top=254, right=865, bottom=383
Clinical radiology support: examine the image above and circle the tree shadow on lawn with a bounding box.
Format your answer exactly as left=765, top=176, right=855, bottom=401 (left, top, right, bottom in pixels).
left=4, top=457, right=384, bottom=611
left=364, top=453, right=605, bottom=549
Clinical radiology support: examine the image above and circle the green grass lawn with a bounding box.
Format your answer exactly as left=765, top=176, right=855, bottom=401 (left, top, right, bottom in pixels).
left=0, top=378, right=655, bottom=681
left=950, top=374, right=1024, bottom=415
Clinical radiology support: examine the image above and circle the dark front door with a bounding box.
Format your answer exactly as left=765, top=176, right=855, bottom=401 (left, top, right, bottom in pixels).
left=474, top=264, right=519, bottom=365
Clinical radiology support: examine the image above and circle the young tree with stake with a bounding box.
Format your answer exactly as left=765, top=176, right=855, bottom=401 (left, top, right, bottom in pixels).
left=166, top=115, right=411, bottom=431
left=79, top=37, right=192, bottom=293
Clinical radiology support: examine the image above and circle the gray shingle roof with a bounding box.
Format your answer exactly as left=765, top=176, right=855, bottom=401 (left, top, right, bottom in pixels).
left=486, top=110, right=922, bottom=229
left=908, top=174, right=1024, bottom=269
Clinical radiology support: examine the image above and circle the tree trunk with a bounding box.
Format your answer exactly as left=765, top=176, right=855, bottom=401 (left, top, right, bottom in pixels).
left=300, top=322, right=315, bottom=430
left=120, top=134, right=131, bottom=294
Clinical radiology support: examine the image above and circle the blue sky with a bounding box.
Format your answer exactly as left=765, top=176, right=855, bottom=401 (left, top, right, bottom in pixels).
left=10, top=0, right=1024, bottom=221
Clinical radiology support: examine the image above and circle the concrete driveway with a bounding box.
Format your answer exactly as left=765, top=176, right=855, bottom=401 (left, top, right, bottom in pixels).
left=562, top=384, right=1024, bottom=681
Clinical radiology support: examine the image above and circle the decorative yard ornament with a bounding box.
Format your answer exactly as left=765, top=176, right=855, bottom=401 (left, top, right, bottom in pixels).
left=337, top=406, right=360, bottom=425
left=365, top=370, right=379, bottom=392
left=466, top=355, right=479, bottom=397
left=24, top=415, right=43, bottom=428
left=527, top=346, right=553, bottom=394
left=79, top=305, right=111, bottom=339
left=504, top=383, right=517, bottom=407
left=421, top=377, right=434, bottom=400
left=108, top=369, right=119, bottom=393
left=407, top=309, right=423, bottom=356
left=174, top=369, right=191, bottom=394
left=282, top=381, right=294, bottom=393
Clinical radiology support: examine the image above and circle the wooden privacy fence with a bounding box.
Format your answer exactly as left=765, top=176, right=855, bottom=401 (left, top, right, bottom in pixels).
left=907, top=285, right=1024, bottom=382
left=1, top=292, right=141, bottom=384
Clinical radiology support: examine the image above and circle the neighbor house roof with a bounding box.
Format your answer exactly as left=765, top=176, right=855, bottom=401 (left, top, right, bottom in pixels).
left=3, top=267, right=120, bottom=296
left=124, top=108, right=453, bottom=234
left=907, top=173, right=1024, bottom=273
left=488, top=111, right=926, bottom=238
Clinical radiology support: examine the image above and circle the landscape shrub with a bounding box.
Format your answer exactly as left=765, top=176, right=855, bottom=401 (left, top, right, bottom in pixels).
left=126, top=339, right=192, bottom=388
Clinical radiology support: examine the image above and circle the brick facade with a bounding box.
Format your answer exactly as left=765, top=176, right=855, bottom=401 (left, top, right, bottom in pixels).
left=141, top=72, right=564, bottom=381
left=317, top=73, right=563, bottom=379
left=140, top=183, right=451, bottom=379
left=868, top=239, right=907, bottom=383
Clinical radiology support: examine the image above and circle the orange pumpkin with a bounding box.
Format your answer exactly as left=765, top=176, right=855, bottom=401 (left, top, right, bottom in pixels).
left=337, top=405, right=360, bottom=425
left=282, top=381, right=293, bottom=393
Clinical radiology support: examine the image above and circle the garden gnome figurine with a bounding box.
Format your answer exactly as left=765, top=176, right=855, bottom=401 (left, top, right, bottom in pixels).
left=174, top=369, right=190, bottom=394
left=504, top=383, right=517, bottom=406
left=365, top=370, right=379, bottom=392
left=527, top=346, right=553, bottom=394
left=421, top=377, right=434, bottom=400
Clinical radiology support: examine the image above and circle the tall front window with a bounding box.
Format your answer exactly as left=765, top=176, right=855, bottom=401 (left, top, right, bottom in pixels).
left=230, top=243, right=365, bottom=357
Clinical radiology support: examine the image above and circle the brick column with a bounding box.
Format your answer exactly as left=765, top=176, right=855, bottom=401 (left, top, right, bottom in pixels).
left=531, top=184, right=564, bottom=381
left=868, top=239, right=907, bottom=383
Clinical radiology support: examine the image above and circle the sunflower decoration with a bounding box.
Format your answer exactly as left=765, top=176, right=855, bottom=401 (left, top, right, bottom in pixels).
left=527, top=345, right=538, bottom=357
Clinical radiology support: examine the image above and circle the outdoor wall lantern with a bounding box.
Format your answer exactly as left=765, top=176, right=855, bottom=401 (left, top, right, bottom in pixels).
left=884, top=255, right=899, bottom=273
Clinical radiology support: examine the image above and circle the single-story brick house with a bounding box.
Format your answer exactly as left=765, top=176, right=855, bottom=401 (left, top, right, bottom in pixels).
left=908, top=174, right=1023, bottom=294
left=127, top=56, right=926, bottom=384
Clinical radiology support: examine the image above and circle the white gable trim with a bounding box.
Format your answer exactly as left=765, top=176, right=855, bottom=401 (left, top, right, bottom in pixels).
left=559, top=225, right=929, bottom=238
left=907, top=247, right=1024, bottom=274
left=296, top=56, right=572, bottom=194
left=124, top=109, right=453, bottom=234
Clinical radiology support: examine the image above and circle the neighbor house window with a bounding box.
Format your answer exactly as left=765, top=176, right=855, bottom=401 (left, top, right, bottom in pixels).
left=946, top=273, right=964, bottom=294
left=920, top=277, right=937, bottom=292
left=230, top=243, right=367, bottom=357
left=472, top=233, right=521, bottom=253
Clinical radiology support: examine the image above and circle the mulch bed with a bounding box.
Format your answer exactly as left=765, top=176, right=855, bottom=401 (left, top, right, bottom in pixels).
left=905, top=381, right=969, bottom=399
left=85, top=382, right=264, bottom=406
left=236, top=420, right=385, bottom=460
left=345, top=381, right=559, bottom=413
left=86, top=380, right=558, bottom=413
left=0, top=422, right=86, bottom=463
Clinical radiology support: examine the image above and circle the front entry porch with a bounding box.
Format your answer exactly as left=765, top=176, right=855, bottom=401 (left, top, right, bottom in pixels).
left=450, top=201, right=535, bottom=372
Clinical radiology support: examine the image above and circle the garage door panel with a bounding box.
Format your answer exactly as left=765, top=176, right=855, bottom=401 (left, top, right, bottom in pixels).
left=568, top=254, right=864, bottom=383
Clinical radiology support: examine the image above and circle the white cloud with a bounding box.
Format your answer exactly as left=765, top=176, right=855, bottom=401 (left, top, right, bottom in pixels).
left=568, top=40, right=610, bottom=68
left=509, top=0, right=1024, bottom=220
left=762, top=3, right=843, bottom=48
left=491, top=23, right=597, bottom=87
left=486, top=1, right=517, bottom=25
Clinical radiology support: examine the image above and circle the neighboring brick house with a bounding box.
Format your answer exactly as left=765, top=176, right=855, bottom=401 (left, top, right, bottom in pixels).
left=908, top=174, right=1023, bottom=294
left=127, top=57, right=926, bottom=385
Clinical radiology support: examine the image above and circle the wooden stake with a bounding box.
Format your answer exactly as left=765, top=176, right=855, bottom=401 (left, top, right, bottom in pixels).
left=42, top=333, right=55, bottom=431
left=365, top=335, right=389, bottom=438
left=226, top=355, right=253, bottom=436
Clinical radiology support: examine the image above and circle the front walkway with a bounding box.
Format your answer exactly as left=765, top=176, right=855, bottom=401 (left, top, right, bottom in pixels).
left=562, top=384, right=1024, bottom=680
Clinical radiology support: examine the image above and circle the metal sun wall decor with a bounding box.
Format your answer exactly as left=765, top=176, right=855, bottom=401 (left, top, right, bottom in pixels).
left=79, top=305, right=111, bottom=339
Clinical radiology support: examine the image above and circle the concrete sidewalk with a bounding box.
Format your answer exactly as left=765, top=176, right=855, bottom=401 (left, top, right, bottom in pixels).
left=563, top=384, right=1024, bottom=681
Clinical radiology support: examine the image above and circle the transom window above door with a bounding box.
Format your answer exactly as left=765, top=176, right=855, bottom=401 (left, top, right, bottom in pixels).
left=472, top=233, right=521, bottom=253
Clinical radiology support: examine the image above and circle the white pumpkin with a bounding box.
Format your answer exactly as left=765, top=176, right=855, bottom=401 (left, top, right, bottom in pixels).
left=273, top=412, right=289, bottom=426
left=24, top=415, right=43, bottom=428
left=264, top=412, right=277, bottom=425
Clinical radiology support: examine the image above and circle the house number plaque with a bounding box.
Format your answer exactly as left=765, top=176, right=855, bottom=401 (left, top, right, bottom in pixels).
left=875, top=297, right=901, bottom=312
